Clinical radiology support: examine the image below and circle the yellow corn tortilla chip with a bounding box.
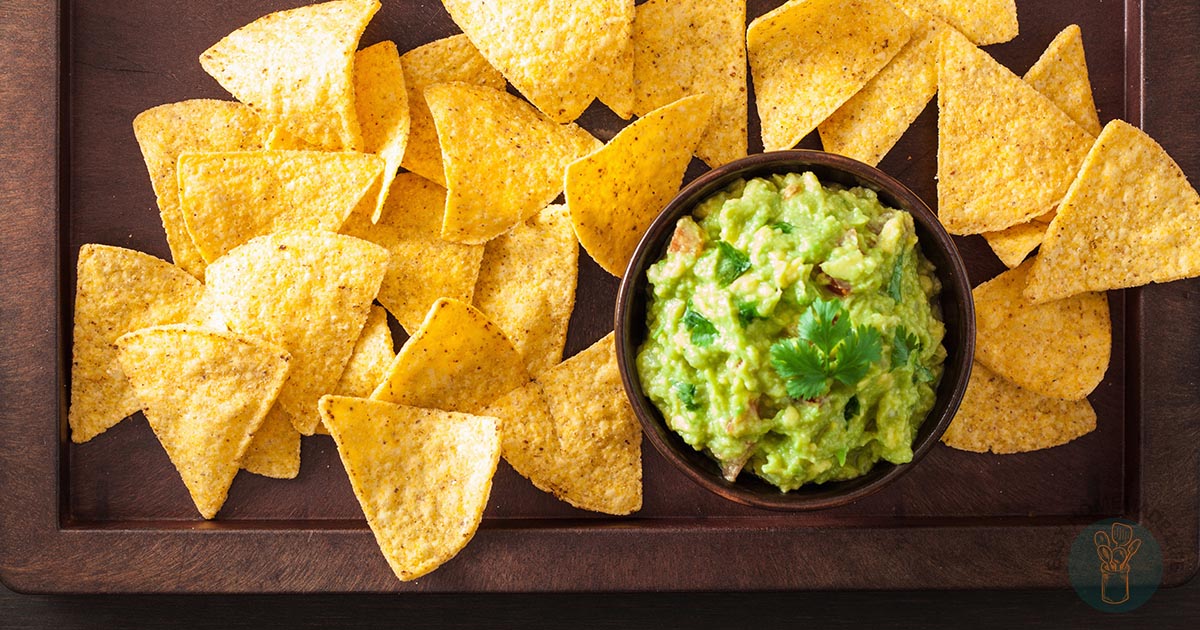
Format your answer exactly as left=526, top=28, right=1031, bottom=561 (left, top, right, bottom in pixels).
left=132, top=100, right=279, bottom=278
left=748, top=0, right=913, bottom=152
left=198, top=230, right=388, bottom=435
left=199, top=0, right=378, bottom=151
left=896, top=0, right=1017, bottom=46
left=178, top=150, right=384, bottom=262
left=241, top=405, right=301, bottom=479
left=981, top=216, right=1051, bottom=268
left=473, top=204, right=578, bottom=376
left=595, top=4, right=635, bottom=120
left=942, top=362, right=1096, bottom=454
left=340, top=173, right=484, bottom=333
left=398, top=35, right=505, bottom=186
left=441, top=0, right=631, bottom=123
left=354, top=41, right=411, bottom=223
left=1023, top=25, right=1101, bottom=137
left=314, top=304, right=396, bottom=435
left=819, top=11, right=949, bottom=167
left=69, top=245, right=203, bottom=443
left=632, top=0, right=747, bottom=167
left=319, top=396, right=499, bottom=581
left=484, top=333, right=641, bottom=515
left=116, top=325, right=291, bottom=518
left=937, top=28, right=1094, bottom=234
left=567, top=94, right=713, bottom=276
left=974, top=259, right=1110, bottom=400
left=427, top=83, right=602, bottom=244
left=371, top=298, right=529, bottom=414
left=1026, top=120, right=1200, bottom=303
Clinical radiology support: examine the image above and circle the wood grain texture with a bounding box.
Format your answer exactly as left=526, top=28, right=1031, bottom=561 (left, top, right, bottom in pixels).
left=0, top=0, right=1197, bottom=594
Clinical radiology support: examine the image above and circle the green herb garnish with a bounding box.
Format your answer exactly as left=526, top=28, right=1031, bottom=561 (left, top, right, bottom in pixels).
left=771, top=221, right=794, bottom=234
left=843, top=395, right=860, bottom=422
left=674, top=382, right=701, bottom=411
left=769, top=298, right=882, bottom=400
left=736, top=300, right=761, bottom=327
left=715, top=241, right=751, bottom=286
left=682, top=302, right=717, bottom=347
left=891, top=327, right=920, bottom=369
left=886, top=253, right=905, bottom=303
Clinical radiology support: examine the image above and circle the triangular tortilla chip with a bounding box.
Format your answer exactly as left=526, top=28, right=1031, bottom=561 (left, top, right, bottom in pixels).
left=178, top=150, right=384, bottom=262
left=354, top=41, right=410, bottom=222
left=441, top=0, right=631, bottom=123
left=937, top=29, right=1094, bottom=234
left=398, top=35, right=505, bottom=186
left=895, top=0, right=1017, bottom=46
left=69, top=245, right=203, bottom=443
left=748, top=0, right=913, bottom=152
left=1026, top=120, right=1200, bottom=303
left=482, top=333, right=641, bottom=515
left=318, top=396, right=499, bottom=581
left=819, top=10, right=949, bottom=166
left=340, top=173, right=484, bottom=333
left=199, top=0, right=379, bottom=151
left=427, top=83, right=601, bottom=244
left=132, top=100, right=279, bottom=278
left=473, top=204, right=578, bottom=376
left=240, top=405, right=301, bottom=479
left=1023, top=24, right=1101, bottom=137
left=941, top=362, right=1096, bottom=454
left=116, top=325, right=291, bottom=518
left=567, top=94, right=712, bottom=276
left=632, top=0, right=747, bottom=167
left=974, top=259, right=1110, bottom=400
left=371, top=298, right=529, bottom=414
left=314, top=304, right=396, bottom=435
left=981, top=215, right=1052, bottom=268
left=198, top=230, right=388, bottom=435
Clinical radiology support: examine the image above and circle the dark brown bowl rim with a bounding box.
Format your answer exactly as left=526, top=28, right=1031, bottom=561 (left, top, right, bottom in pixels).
left=613, top=150, right=976, bottom=511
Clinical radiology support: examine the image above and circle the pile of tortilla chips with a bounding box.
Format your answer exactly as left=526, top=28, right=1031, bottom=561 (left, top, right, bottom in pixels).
left=69, top=0, right=1200, bottom=584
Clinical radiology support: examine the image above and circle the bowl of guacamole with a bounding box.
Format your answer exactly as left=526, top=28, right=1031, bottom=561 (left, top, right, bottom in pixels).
left=614, top=151, right=974, bottom=510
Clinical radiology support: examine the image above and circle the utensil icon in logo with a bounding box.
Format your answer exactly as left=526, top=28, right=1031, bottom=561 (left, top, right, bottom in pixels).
left=1094, top=522, right=1142, bottom=605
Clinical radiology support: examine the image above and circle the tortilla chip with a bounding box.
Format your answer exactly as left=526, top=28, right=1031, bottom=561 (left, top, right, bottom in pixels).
left=567, top=94, right=712, bottom=276
left=313, top=305, right=395, bottom=436
left=483, top=333, right=641, bottom=514
left=441, top=0, right=631, bottom=123
left=198, top=230, right=388, bottom=435
left=199, top=0, right=379, bottom=151
left=1026, top=120, right=1200, bottom=303
left=116, top=325, right=291, bottom=518
left=941, top=362, right=1096, bottom=454
left=1023, top=25, right=1101, bottom=137
left=354, top=41, right=411, bottom=222
left=473, top=204, right=578, bottom=376
left=371, top=298, right=529, bottom=414
left=595, top=5, right=636, bottom=120
left=318, top=396, right=499, bottom=581
left=69, top=245, right=203, bottom=443
left=427, top=83, right=602, bottom=244
left=819, top=11, right=949, bottom=166
left=748, top=0, right=913, bottom=152
left=132, top=100, right=279, bottom=278
left=398, top=35, right=505, bottom=186
left=241, top=405, right=301, bottom=479
left=981, top=217, right=1051, bottom=268
left=974, top=259, right=1110, bottom=400
left=178, top=150, right=384, bottom=262
left=896, top=0, right=1017, bottom=46
left=937, top=28, right=1094, bottom=234
left=632, top=0, right=747, bottom=167
left=340, top=173, right=484, bottom=333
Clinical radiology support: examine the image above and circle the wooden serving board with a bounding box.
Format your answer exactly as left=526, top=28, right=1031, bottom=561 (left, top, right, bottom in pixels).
left=1, top=0, right=1197, bottom=592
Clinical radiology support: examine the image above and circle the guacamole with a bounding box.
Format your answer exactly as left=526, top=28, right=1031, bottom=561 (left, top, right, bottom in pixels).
left=636, top=172, right=946, bottom=491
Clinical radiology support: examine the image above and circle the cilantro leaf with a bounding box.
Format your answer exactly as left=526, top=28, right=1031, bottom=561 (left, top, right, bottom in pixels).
left=797, top=298, right=850, bottom=357
left=769, top=338, right=829, bottom=400
left=830, top=324, right=882, bottom=386
left=916, top=366, right=936, bottom=383
left=891, top=327, right=920, bottom=369
left=715, top=241, right=751, bottom=286
left=771, top=221, right=794, bottom=234
left=843, top=395, right=860, bottom=422
left=887, top=253, right=905, bottom=303
left=736, top=301, right=760, bottom=327
left=674, top=382, right=701, bottom=410
left=682, top=303, right=717, bottom=347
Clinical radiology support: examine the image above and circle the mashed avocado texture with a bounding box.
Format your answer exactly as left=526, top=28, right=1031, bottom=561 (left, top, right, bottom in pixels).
left=637, top=172, right=946, bottom=491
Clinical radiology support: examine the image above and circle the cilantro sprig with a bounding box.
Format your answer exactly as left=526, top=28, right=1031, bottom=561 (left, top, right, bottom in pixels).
left=769, top=299, right=882, bottom=400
